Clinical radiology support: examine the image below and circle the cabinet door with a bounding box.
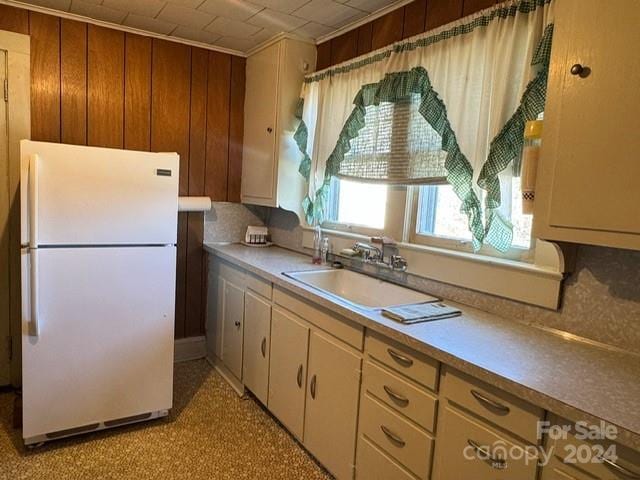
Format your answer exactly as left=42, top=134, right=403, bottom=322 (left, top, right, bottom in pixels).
left=305, top=331, right=362, bottom=480
left=222, top=280, right=244, bottom=380
left=268, top=307, right=309, bottom=440
left=241, top=42, right=279, bottom=205
left=242, top=290, right=271, bottom=405
left=536, top=0, right=640, bottom=248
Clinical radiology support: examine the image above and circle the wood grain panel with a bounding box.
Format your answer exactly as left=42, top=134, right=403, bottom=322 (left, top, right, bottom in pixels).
left=184, top=47, right=208, bottom=338
left=175, top=215, right=188, bottom=339
left=29, top=12, right=60, bottom=142
left=61, top=19, right=87, bottom=145
left=331, top=30, right=358, bottom=65
left=316, top=41, right=331, bottom=71
left=462, top=0, right=496, bottom=16
left=124, top=33, right=152, bottom=151
left=88, top=25, right=124, bottom=148
left=151, top=39, right=191, bottom=193
left=0, top=4, right=29, bottom=34
left=204, top=51, right=231, bottom=201
left=403, top=0, right=428, bottom=39
left=227, top=56, right=245, bottom=203
left=357, top=23, right=373, bottom=56
left=371, top=8, right=405, bottom=50
left=151, top=39, right=191, bottom=339
left=426, top=0, right=464, bottom=30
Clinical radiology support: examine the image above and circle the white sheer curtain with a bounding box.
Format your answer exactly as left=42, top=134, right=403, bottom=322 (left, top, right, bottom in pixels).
left=298, top=0, right=554, bottom=243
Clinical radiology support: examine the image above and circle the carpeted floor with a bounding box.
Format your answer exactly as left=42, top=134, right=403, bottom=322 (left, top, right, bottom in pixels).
left=0, top=359, right=331, bottom=479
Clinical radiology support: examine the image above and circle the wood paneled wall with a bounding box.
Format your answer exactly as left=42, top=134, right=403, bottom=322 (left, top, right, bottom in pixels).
left=316, top=0, right=499, bottom=70
left=0, top=4, right=245, bottom=339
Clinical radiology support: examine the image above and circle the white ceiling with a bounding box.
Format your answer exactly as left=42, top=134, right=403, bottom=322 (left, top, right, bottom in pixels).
left=17, top=0, right=404, bottom=53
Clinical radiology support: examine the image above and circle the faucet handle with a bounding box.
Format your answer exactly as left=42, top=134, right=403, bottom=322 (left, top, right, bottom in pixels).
left=390, top=255, right=408, bottom=271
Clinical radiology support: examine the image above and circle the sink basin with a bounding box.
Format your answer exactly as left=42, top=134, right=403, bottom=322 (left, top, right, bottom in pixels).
left=284, top=269, right=438, bottom=309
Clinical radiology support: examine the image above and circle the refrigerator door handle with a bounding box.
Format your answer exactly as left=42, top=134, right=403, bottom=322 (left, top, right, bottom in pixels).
left=29, top=249, right=39, bottom=337
left=28, top=154, right=40, bottom=248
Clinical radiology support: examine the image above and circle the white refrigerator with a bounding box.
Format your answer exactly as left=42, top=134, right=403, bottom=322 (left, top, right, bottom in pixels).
left=20, top=140, right=179, bottom=445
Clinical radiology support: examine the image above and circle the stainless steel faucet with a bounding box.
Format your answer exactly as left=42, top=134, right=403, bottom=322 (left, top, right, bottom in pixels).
left=352, top=239, right=408, bottom=272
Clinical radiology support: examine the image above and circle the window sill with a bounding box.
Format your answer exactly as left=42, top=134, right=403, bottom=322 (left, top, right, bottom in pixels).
left=300, top=225, right=569, bottom=309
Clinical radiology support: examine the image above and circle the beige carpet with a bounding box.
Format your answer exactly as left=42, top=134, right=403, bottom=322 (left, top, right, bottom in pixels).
left=0, top=360, right=331, bottom=480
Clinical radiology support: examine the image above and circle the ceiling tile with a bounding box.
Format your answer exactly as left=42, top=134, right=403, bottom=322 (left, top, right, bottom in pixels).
left=247, top=8, right=307, bottom=31
left=250, top=27, right=277, bottom=43
left=198, top=0, right=263, bottom=21
left=346, top=0, right=396, bottom=13
left=103, top=0, right=166, bottom=17
left=70, top=0, right=128, bottom=22
left=249, top=0, right=309, bottom=14
left=171, top=25, right=221, bottom=43
left=214, top=35, right=259, bottom=51
left=124, top=13, right=177, bottom=34
left=294, top=0, right=364, bottom=27
left=26, top=0, right=71, bottom=11
left=205, top=16, right=261, bottom=37
left=158, top=3, right=215, bottom=29
left=293, top=21, right=333, bottom=39
left=166, top=0, right=205, bottom=7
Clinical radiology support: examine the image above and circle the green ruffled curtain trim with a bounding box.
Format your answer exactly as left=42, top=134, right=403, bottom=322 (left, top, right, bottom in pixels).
left=294, top=98, right=311, bottom=183
left=477, top=23, right=554, bottom=252
left=301, top=67, right=485, bottom=249
left=305, top=0, right=552, bottom=85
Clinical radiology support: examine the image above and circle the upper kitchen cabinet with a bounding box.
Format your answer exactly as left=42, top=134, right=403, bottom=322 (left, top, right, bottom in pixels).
left=534, top=0, right=640, bottom=250
left=241, top=37, right=316, bottom=213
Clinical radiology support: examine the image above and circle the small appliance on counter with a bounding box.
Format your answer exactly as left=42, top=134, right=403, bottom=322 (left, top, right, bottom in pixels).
left=242, top=225, right=272, bottom=247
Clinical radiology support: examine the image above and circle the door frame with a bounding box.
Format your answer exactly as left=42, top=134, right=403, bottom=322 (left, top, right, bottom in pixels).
left=0, top=29, right=30, bottom=387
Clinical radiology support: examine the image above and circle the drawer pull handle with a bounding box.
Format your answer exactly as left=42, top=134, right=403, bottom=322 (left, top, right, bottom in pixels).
left=470, top=389, right=510, bottom=414
left=387, top=348, right=413, bottom=367
left=261, top=337, right=266, bottom=358
left=598, top=456, right=640, bottom=479
left=383, top=385, right=409, bottom=406
left=296, top=365, right=303, bottom=388
left=380, top=425, right=406, bottom=447
left=310, top=374, right=317, bottom=399
left=467, top=439, right=507, bottom=470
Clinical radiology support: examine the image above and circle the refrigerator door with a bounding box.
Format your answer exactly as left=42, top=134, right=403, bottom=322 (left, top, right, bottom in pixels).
left=21, top=246, right=176, bottom=440
left=20, top=140, right=179, bottom=247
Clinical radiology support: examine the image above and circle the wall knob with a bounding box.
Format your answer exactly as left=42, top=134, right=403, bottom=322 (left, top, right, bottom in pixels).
left=570, top=63, right=586, bottom=76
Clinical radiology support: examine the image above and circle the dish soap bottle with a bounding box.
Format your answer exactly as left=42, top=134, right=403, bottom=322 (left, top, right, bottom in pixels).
left=312, top=225, right=322, bottom=264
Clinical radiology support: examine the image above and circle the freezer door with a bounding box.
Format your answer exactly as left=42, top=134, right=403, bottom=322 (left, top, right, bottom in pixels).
left=20, top=140, right=179, bottom=246
left=21, top=246, right=176, bottom=440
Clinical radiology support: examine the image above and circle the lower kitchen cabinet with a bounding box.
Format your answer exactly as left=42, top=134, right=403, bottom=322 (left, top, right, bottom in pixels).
left=304, top=331, right=362, bottom=480
left=432, top=403, right=539, bottom=480
left=242, top=290, right=271, bottom=406
left=268, top=307, right=310, bottom=441
left=222, top=279, right=244, bottom=380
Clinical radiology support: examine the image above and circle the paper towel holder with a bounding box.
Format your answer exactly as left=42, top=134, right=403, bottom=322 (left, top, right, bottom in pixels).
left=178, top=196, right=212, bottom=212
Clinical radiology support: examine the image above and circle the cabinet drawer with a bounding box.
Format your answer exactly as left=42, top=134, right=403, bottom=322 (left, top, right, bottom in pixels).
left=274, top=287, right=364, bottom=350
left=541, top=457, right=598, bottom=480
left=356, top=435, right=418, bottom=480
left=366, top=331, right=438, bottom=391
left=433, top=404, right=539, bottom=480
left=359, top=392, right=434, bottom=479
left=547, top=417, right=640, bottom=480
left=245, top=271, right=272, bottom=300
left=363, top=360, right=437, bottom=433
left=441, top=366, right=543, bottom=444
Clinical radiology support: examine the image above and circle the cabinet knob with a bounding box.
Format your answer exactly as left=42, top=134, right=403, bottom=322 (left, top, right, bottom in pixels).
left=234, top=320, right=241, bottom=328
left=266, top=127, right=273, bottom=133
left=570, top=63, right=590, bottom=77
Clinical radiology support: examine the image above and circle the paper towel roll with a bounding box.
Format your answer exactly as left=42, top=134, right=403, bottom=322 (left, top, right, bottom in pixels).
left=178, top=196, right=212, bottom=212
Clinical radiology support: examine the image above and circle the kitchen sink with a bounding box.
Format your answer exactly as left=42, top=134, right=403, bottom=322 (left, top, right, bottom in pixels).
left=284, top=269, right=438, bottom=309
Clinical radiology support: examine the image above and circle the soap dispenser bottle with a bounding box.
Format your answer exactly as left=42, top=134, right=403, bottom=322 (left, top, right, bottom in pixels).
left=312, top=225, right=322, bottom=264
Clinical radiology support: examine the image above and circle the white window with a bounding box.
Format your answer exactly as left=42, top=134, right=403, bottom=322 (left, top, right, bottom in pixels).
left=326, top=177, right=387, bottom=230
